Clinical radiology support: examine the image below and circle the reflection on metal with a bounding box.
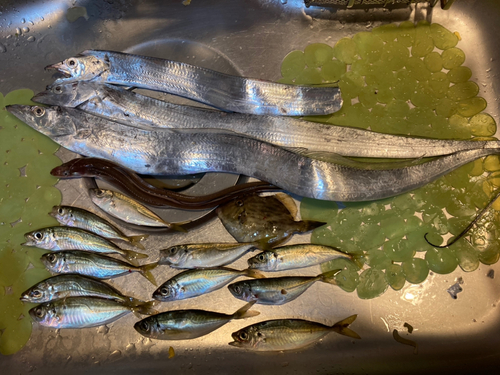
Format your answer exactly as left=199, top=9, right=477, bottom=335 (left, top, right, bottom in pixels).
left=304, top=0, right=442, bottom=9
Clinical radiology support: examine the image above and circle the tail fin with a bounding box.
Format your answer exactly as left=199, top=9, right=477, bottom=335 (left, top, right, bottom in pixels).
left=232, top=301, right=260, bottom=320
left=350, top=254, right=364, bottom=270
left=331, top=314, right=361, bottom=339
left=139, top=262, right=158, bottom=286
left=243, top=269, right=266, bottom=279
left=127, top=235, right=149, bottom=250
left=121, top=249, right=148, bottom=266
left=130, top=300, right=159, bottom=316
left=169, top=223, right=188, bottom=233
left=299, top=220, right=326, bottom=233
left=318, top=269, right=342, bottom=285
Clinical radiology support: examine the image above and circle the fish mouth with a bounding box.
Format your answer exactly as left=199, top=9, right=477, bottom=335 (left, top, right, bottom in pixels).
left=32, top=91, right=48, bottom=103
left=5, top=104, right=29, bottom=119
left=228, top=341, right=242, bottom=347
left=20, top=293, right=30, bottom=302
left=45, top=62, right=72, bottom=77
left=21, top=233, right=35, bottom=247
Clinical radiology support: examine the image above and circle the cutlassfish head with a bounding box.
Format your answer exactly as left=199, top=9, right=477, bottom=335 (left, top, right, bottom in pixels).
left=5, top=105, right=77, bottom=139
left=33, top=82, right=97, bottom=107
left=45, top=52, right=110, bottom=86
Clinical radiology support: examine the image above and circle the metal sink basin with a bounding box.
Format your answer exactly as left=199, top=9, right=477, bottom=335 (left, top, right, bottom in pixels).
left=2, top=0, right=500, bottom=373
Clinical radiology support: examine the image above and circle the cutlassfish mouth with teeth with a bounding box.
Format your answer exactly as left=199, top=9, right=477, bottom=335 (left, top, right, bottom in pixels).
left=45, top=62, right=72, bottom=77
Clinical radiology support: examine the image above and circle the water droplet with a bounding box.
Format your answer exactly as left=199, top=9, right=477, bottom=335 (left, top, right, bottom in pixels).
left=0, top=43, right=6, bottom=53
left=281, top=0, right=287, bottom=4
left=27, top=36, right=35, bottom=42
left=41, top=17, right=44, bottom=21
left=125, top=343, right=135, bottom=351
left=6, top=35, right=11, bottom=39
left=15, top=27, right=21, bottom=35
left=22, top=27, right=29, bottom=33
left=21, top=18, right=25, bottom=24
left=109, top=350, right=122, bottom=360
left=97, top=325, right=109, bottom=334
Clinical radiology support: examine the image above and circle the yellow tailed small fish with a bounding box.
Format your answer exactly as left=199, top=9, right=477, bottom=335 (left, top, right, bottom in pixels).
left=41, top=251, right=158, bottom=286
left=229, top=315, right=360, bottom=351
left=30, top=296, right=156, bottom=329
left=20, top=274, right=155, bottom=311
left=134, top=301, right=259, bottom=340
left=50, top=205, right=148, bottom=249
left=228, top=269, right=341, bottom=305
left=89, top=188, right=186, bottom=231
left=248, top=243, right=362, bottom=271
left=158, top=242, right=258, bottom=268
left=22, top=226, right=147, bottom=265
left=153, top=267, right=265, bottom=302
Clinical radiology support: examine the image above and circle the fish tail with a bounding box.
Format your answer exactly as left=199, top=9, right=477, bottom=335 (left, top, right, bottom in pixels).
left=169, top=223, right=188, bottom=233
left=232, top=301, right=260, bottom=319
left=331, top=314, right=361, bottom=339
left=121, top=249, right=148, bottom=265
left=243, top=269, right=266, bottom=279
left=319, top=269, right=342, bottom=285
left=252, top=240, right=273, bottom=251
left=127, top=235, right=149, bottom=250
left=139, top=262, right=158, bottom=286
left=350, top=254, right=365, bottom=270
left=299, top=220, right=327, bottom=233
left=129, top=300, right=159, bottom=316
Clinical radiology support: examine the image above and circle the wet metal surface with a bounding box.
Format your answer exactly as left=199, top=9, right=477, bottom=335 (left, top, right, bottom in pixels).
left=1, top=0, right=500, bottom=373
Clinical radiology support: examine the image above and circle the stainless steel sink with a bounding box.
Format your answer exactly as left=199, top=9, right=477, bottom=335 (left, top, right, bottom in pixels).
left=2, top=0, right=500, bottom=373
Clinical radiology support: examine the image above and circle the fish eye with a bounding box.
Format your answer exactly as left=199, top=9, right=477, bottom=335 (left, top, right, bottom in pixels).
left=169, top=247, right=178, bottom=254
left=160, top=287, right=170, bottom=296
left=62, top=170, right=69, bottom=176
left=258, top=254, right=265, bottom=261
left=57, top=207, right=64, bottom=215
left=95, top=189, right=105, bottom=197
left=236, top=200, right=244, bottom=207
left=31, top=290, right=43, bottom=298
left=239, top=331, right=248, bottom=340
left=232, top=285, right=241, bottom=294
left=140, top=321, right=149, bottom=331
left=32, top=107, right=45, bottom=117
left=34, top=232, right=43, bottom=240
left=46, top=253, right=56, bottom=263
left=53, top=86, right=62, bottom=93
left=35, top=307, right=44, bottom=317
left=67, top=58, right=77, bottom=68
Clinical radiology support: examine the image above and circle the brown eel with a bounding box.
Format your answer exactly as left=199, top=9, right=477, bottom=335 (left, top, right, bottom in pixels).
left=50, top=158, right=282, bottom=209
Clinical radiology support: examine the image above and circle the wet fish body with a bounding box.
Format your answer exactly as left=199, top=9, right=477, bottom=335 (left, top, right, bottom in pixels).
left=134, top=301, right=259, bottom=340
left=247, top=244, right=355, bottom=271
left=20, top=274, right=145, bottom=306
left=89, top=188, right=184, bottom=231
left=34, top=81, right=500, bottom=159
left=50, top=205, right=147, bottom=248
left=8, top=104, right=500, bottom=202
left=227, top=270, right=339, bottom=305
left=30, top=297, right=149, bottom=329
left=229, top=315, right=360, bottom=351
left=158, top=243, right=257, bottom=269
left=22, top=226, right=146, bottom=264
left=217, top=194, right=325, bottom=247
left=40, top=250, right=157, bottom=285
left=153, top=267, right=264, bottom=302
left=46, top=50, right=342, bottom=116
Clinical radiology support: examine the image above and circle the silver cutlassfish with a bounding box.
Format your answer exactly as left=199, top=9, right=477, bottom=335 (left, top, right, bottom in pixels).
left=45, top=50, right=342, bottom=116
left=33, top=81, right=500, bottom=159
left=7, top=105, right=500, bottom=202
